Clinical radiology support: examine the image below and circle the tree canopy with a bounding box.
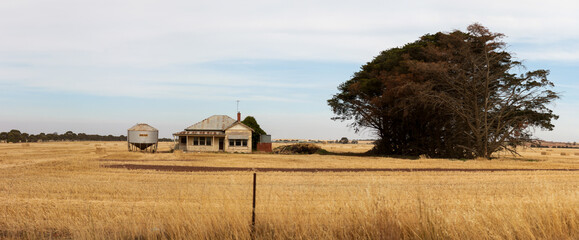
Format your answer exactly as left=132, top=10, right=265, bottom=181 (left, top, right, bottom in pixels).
left=242, top=116, right=267, bottom=150
left=328, top=23, right=559, bottom=159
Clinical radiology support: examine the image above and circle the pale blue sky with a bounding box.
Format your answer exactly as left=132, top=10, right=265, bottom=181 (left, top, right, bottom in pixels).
left=1, top=0, right=578, bottom=141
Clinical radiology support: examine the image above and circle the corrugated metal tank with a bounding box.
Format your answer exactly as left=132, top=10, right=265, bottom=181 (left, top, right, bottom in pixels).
left=260, top=135, right=272, bottom=143
left=127, top=123, right=158, bottom=150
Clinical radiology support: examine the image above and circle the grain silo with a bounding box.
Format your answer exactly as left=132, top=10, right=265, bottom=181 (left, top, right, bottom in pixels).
left=127, top=123, right=158, bottom=153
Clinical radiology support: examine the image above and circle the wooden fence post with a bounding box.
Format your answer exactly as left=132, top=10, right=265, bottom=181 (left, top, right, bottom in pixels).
left=251, top=172, right=257, bottom=237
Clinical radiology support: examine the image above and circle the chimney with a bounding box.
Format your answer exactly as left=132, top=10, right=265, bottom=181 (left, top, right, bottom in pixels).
left=237, top=112, right=241, bottom=122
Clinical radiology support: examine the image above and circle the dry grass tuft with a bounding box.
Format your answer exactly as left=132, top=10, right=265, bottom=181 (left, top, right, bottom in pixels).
left=95, top=147, right=106, bottom=154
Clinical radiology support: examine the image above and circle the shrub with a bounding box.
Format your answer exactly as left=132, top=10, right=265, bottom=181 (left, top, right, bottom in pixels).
left=273, top=143, right=322, bottom=154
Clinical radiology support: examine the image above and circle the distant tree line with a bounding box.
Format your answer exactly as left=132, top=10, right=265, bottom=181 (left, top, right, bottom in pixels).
left=530, top=142, right=578, bottom=149
left=0, top=130, right=174, bottom=143
left=0, top=130, right=127, bottom=143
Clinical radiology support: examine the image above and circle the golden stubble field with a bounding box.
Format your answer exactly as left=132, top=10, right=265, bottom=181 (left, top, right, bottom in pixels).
left=0, top=141, right=577, bottom=239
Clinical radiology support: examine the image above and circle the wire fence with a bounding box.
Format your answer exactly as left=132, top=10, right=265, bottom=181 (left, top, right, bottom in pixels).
left=102, top=170, right=579, bottom=220
left=3, top=172, right=578, bottom=218
left=1, top=171, right=578, bottom=240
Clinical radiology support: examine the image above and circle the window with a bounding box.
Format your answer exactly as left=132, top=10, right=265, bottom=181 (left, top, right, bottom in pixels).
left=180, top=136, right=186, bottom=144
left=229, top=139, right=248, bottom=147
left=193, top=137, right=212, bottom=146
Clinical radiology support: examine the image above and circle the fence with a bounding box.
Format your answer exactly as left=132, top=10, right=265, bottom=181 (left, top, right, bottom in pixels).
left=3, top=169, right=578, bottom=239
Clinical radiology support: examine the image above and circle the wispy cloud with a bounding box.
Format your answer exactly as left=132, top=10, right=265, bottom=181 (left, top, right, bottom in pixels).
left=518, top=50, right=579, bottom=62
left=1, top=0, right=578, bottom=140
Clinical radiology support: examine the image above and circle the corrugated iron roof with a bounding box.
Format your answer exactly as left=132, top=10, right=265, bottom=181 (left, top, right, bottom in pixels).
left=173, top=130, right=226, bottom=136
left=128, top=123, right=158, bottom=131
left=185, top=115, right=237, bottom=131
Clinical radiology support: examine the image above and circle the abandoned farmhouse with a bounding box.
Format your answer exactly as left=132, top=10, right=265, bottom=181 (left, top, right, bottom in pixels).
left=173, top=114, right=254, bottom=153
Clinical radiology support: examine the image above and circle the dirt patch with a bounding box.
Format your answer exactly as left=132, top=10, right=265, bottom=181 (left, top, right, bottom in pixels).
left=100, top=159, right=200, bottom=162
left=102, top=164, right=579, bottom=173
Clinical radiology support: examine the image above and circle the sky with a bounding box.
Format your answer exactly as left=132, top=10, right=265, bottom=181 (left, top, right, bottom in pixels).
left=1, top=0, right=578, bottom=141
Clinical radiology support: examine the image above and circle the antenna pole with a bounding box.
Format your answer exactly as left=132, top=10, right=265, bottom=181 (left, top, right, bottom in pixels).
left=237, top=100, right=240, bottom=112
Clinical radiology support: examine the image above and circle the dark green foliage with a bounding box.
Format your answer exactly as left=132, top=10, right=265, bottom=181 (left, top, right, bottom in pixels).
left=328, top=23, right=559, bottom=159
left=0, top=130, right=128, bottom=142
left=6, top=130, right=23, bottom=143
left=241, top=116, right=267, bottom=150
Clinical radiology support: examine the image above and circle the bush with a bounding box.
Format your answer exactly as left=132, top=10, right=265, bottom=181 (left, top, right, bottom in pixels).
left=273, top=143, right=322, bottom=154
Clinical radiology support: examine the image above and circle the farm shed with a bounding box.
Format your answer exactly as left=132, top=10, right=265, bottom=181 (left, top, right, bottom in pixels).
left=173, top=114, right=254, bottom=153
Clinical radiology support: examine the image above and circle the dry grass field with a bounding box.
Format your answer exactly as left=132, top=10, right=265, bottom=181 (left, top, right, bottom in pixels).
left=0, top=141, right=577, bottom=239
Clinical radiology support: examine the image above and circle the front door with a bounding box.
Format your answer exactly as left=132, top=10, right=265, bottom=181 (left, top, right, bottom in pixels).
left=180, top=136, right=187, bottom=150
left=219, top=138, right=224, bottom=151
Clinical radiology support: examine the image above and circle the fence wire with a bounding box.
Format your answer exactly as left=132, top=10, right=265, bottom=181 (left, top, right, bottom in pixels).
left=2, top=172, right=577, bottom=219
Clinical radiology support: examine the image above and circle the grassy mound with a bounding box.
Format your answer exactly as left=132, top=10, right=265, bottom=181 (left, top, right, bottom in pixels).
left=272, top=143, right=324, bottom=154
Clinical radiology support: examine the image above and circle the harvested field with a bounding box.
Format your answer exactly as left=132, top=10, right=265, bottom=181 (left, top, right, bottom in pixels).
left=103, top=163, right=579, bottom=172
left=0, top=141, right=578, bottom=239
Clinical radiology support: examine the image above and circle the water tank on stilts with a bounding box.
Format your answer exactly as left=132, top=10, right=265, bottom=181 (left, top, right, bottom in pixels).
left=127, top=123, right=158, bottom=153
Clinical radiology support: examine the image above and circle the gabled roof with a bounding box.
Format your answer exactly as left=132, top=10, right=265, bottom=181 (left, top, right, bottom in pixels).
left=185, top=115, right=237, bottom=131
left=225, top=121, right=254, bottom=132
left=173, top=130, right=226, bottom=136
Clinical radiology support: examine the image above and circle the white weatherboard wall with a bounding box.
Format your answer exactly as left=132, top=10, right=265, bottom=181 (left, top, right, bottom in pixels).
left=185, top=136, right=221, bottom=152
left=225, top=124, right=252, bottom=153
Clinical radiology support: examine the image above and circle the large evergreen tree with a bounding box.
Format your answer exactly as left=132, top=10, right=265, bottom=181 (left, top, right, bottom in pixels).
left=242, top=116, right=267, bottom=150
left=328, top=24, right=559, bottom=159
